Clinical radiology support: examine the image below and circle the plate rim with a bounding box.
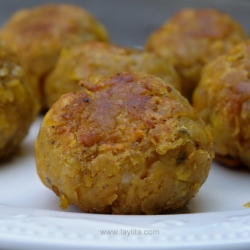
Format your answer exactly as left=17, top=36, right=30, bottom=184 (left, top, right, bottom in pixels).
left=0, top=203, right=250, bottom=249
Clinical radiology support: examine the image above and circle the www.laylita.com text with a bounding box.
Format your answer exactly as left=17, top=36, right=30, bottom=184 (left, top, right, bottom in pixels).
left=100, top=228, right=160, bottom=237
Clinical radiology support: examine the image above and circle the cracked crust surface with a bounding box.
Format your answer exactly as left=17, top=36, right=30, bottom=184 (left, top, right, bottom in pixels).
left=35, top=72, right=213, bottom=214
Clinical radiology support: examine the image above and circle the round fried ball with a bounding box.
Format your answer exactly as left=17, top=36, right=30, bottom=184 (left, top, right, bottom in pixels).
left=35, top=72, right=213, bottom=214
left=44, top=41, right=182, bottom=108
left=0, top=41, right=38, bottom=159
left=145, top=8, right=247, bottom=100
left=193, top=40, right=250, bottom=169
left=0, top=4, right=109, bottom=108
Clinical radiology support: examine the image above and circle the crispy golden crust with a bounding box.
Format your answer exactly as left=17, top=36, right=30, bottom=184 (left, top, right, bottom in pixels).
left=35, top=72, right=213, bottom=214
left=44, top=42, right=182, bottom=108
left=145, top=8, right=247, bottom=99
left=0, top=4, right=109, bottom=107
left=0, top=42, right=38, bottom=159
left=193, top=40, right=250, bottom=169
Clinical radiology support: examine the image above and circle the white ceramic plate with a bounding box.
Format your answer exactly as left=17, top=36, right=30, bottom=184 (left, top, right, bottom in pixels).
left=1, top=1, right=250, bottom=249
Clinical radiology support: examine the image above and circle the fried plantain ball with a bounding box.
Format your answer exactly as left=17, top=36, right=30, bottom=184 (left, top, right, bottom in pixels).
left=0, top=41, right=38, bottom=159
left=145, top=8, right=247, bottom=100
left=35, top=72, right=213, bottom=214
left=193, top=40, right=250, bottom=169
left=44, top=41, right=182, bottom=108
left=0, top=4, right=109, bottom=108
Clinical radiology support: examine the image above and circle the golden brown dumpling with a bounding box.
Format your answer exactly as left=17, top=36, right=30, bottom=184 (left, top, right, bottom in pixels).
left=0, top=41, right=38, bottom=159
left=145, top=8, right=247, bottom=100
left=193, top=40, right=250, bottom=169
left=0, top=3, right=109, bottom=108
left=44, top=41, right=182, bottom=108
left=35, top=72, right=213, bottom=214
